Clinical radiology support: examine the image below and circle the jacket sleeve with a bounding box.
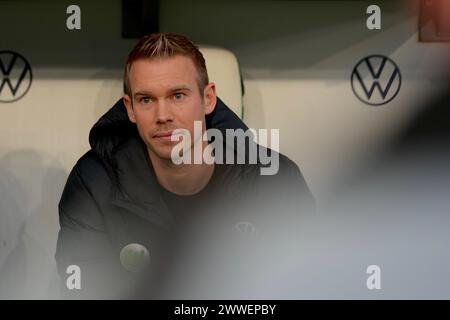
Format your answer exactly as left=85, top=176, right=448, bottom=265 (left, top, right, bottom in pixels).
left=255, top=153, right=316, bottom=229
left=55, top=154, right=131, bottom=299
left=284, top=155, right=316, bottom=215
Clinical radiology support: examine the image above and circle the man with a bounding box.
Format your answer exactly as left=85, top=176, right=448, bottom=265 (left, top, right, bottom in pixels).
left=55, top=33, right=314, bottom=299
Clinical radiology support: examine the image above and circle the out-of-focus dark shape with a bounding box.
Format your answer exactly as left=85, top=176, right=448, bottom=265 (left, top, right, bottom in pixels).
left=122, top=0, right=159, bottom=38
left=388, top=84, right=450, bottom=156
left=420, top=0, right=450, bottom=42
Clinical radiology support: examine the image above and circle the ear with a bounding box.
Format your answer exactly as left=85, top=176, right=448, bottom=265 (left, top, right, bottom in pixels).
left=203, top=83, right=217, bottom=115
left=123, top=94, right=136, bottom=123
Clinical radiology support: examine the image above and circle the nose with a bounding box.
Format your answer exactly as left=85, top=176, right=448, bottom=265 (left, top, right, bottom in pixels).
left=155, top=100, right=174, bottom=124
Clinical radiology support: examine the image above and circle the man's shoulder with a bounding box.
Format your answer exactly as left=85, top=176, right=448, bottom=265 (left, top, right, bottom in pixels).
left=58, top=150, right=114, bottom=224
left=251, top=150, right=313, bottom=197
left=65, top=149, right=115, bottom=198
left=278, top=152, right=302, bottom=176
left=222, top=150, right=307, bottom=195
left=73, top=150, right=110, bottom=180
left=245, top=149, right=301, bottom=177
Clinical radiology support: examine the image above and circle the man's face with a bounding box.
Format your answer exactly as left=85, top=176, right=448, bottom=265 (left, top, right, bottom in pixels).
left=123, top=55, right=216, bottom=161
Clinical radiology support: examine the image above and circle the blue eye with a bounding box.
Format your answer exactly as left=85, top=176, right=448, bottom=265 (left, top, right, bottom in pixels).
left=140, top=97, right=151, bottom=104
left=173, top=93, right=185, bottom=101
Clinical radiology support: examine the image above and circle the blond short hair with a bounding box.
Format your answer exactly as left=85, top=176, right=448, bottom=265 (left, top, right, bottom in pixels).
left=124, top=32, right=209, bottom=97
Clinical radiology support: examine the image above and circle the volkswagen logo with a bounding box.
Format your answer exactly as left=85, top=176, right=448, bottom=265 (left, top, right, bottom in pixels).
left=0, top=50, right=33, bottom=103
left=234, top=221, right=256, bottom=237
left=351, top=54, right=401, bottom=106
